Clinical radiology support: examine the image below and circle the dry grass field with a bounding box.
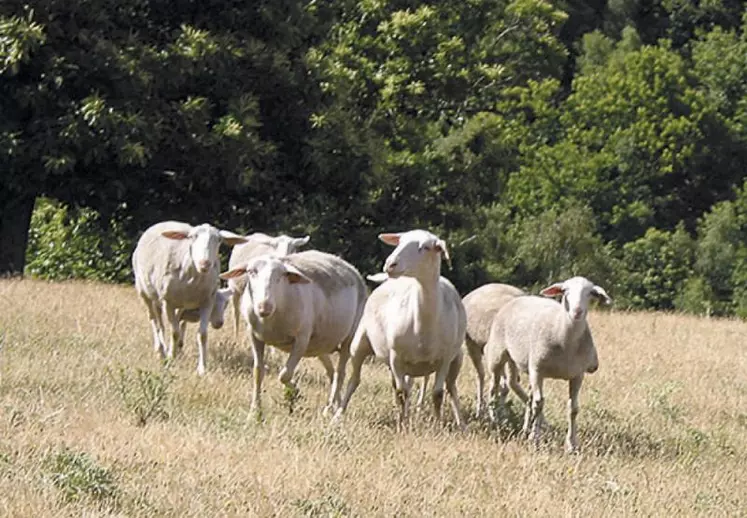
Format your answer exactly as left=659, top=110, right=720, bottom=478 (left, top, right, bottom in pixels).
left=1, top=278, right=746, bottom=516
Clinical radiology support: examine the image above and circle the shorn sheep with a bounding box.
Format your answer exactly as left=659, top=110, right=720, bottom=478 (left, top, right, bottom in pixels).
left=220, top=250, right=367, bottom=414
left=227, top=233, right=310, bottom=337
left=132, top=221, right=248, bottom=375
left=484, top=276, right=611, bottom=452
left=335, top=230, right=467, bottom=430
left=366, top=272, right=429, bottom=410
left=364, top=277, right=524, bottom=417
left=462, top=283, right=525, bottom=418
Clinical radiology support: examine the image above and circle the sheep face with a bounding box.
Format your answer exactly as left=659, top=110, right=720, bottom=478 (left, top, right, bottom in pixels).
left=210, top=287, right=234, bottom=329
left=275, top=235, right=311, bottom=256
left=221, top=256, right=310, bottom=319
left=246, top=233, right=310, bottom=256
left=378, top=229, right=450, bottom=279
left=540, top=276, right=612, bottom=322
left=162, top=224, right=248, bottom=274
left=178, top=287, right=233, bottom=328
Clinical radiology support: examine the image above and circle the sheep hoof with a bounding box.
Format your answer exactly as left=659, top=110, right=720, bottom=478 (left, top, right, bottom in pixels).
left=565, top=439, right=579, bottom=454
left=331, top=408, right=345, bottom=424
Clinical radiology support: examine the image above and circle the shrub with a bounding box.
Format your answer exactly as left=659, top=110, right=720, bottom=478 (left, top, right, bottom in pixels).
left=687, top=180, right=747, bottom=316
left=615, top=224, right=695, bottom=310
left=508, top=204, right=615, bottom=291
left=675, top=276, right=716, bottom=316
left=25, top=197, right=133, bottom=283
left=44, top=448, right=118, bottom=505
left=110, top=365, right=174, bottom=426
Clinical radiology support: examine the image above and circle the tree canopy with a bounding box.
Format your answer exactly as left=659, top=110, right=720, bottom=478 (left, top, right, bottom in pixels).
left=2, top=0, right=747, bottom=316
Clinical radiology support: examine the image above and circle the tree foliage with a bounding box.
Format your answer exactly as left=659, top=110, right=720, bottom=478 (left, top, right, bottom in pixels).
left=3, top=0, right=747, bottom=317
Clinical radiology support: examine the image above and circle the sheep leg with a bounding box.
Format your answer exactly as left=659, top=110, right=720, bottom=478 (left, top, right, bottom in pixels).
left=178, top=321, right=187, bottom=351
left=487, top=355, right=506, bottom=423
left=527, top=369, right=544, bottom=449
left=193, top=302, right=214, bottom=376
left=318, top=354, right=335, bottom=384
left=415, top=375, right=429, bottom=410
left=506, top=358, right=528, bottom=404
left=389, top=353, right=411, bottom=431
left=333, top=327, right=372, bottom=420
left=278, top=331, right=310, bottom=388
left=163, top=302, right=181, bottom=360
left=565, top=375, right=584, bottom=453
left=430, top=358, right=451, bottom=425
left=446, top=352, right=465, bottom=431
left=143, top=297, right=166, bottom=357
left=232, top=291, right=242, bottom=340
left=249, top=335, right=265, bottom=415
left=327, top=338, right=351, bottom=412
left=465, top=338, right=485, bottom=418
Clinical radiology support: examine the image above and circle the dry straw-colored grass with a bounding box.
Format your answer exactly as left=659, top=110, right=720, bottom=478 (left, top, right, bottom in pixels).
left=1, top=278, right=746, bottom=516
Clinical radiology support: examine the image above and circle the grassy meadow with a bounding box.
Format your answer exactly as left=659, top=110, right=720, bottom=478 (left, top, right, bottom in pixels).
left=1, top=278, right=746, bottom=516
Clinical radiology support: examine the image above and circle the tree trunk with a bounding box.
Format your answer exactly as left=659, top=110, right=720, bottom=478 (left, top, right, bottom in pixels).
left=0, top=192, right=36, bottom=276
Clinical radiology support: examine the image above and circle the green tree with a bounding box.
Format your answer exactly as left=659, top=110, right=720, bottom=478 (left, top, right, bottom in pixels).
left=615, top=224, right=695, bottom=310
left=306, top=0, right=569, bottom=287
left=508, top=31, right=742, bottom=242
left=0, top=0, right=320, bottom=275
left=679, top=179, right=747, bottom=316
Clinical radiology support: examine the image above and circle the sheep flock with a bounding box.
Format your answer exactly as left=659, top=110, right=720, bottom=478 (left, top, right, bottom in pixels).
left=133, top=220, right=613, bottom=452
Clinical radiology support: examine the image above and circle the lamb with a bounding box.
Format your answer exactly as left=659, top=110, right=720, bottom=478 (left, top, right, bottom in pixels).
left=227, top=233, right=310, bottom=337
left=178, top=286, right=234, bottom=330
left=484, top=276, right=611, bottom=452
left=335, top=230, right=467, bottom=430
left=462, top=283, right=526, bottom=418
left=219, top=250, right=367, bottom=414
left=132, top=221, right=249, bottom=375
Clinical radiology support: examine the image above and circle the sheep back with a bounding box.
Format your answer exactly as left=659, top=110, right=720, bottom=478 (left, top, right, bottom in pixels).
left=463, top=283, right=525, bottom=347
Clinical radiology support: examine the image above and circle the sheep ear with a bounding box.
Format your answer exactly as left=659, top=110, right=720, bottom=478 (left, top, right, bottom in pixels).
left=435, top=239, right=451, bottom=261
left=378, top=233, right=401, bottom=246
left=294, top=235, right=311, bottom=247
left=540, top=283, right=564, bottom=298
left=219, top=267, right=247, bottom=280
left=434, top=239, right=452, bottom=269
left=217, top=286, right=234, bottom=297
left=219, top=230, right=250, bottom=246
left=161, top=230, right=190, bottom=240
left=366, top=272, right=389, bottom=283
left=284, top=265, right=311, bottom=284
left=592, top=285, right=613, bottom=305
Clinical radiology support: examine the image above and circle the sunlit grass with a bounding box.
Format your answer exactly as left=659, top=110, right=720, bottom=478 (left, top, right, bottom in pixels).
left=1, top=278, right=745, bottom=516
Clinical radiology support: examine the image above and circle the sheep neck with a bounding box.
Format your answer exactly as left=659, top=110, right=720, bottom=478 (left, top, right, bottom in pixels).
left=410, top=268, right=441, bottom=336
left=558, top=312, right=588, bottom=350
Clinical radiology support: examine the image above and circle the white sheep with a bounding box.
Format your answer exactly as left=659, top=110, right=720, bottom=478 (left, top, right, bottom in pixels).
left=335, top=230, right=467, bottom=430
left=484, top=276, right=611, bottom=452
left=132, top=221, right=248, bottom=375
left=365, top=277, right=524, bottom=417
left=462, top=283, right=526, bottom=418
left=227, top=233, right=310, bottom=337
left=366, top=272, right=429, bottom=410
left=220, top=250, right=367, bottom=414
left=177, top=286, right=234, bottom=333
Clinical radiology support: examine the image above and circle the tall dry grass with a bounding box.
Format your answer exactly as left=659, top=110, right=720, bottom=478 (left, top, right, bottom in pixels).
left=1, top=278, right=746, bottom=516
